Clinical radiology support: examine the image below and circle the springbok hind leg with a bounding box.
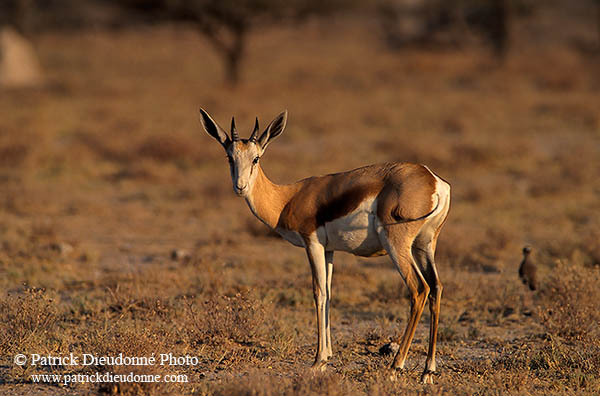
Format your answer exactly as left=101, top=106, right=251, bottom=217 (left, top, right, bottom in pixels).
left=379, top=228, right=430, bottom=375
left=413, top=240, right=443, bottom=384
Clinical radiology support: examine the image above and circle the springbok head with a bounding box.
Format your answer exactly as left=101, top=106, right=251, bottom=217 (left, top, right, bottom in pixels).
left=199, top=108, right=288, bottom=197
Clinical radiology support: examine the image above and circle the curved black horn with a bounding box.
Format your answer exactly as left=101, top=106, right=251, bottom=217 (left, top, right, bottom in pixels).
left=249, top=117, right=259, bottom=142
left=231, top=117, right=239, bottom=141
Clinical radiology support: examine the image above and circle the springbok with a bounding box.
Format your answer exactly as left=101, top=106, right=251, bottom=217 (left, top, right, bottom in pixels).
left=199, top=108, right=451, bottom=383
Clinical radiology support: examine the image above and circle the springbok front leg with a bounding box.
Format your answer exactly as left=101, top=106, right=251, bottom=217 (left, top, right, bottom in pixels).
left=305, top=239, right=329, bottom=371
left=325, top=250, right=334, bottom=359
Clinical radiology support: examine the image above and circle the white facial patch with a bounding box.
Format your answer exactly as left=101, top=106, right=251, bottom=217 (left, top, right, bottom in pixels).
left=227, top=141, right=262, bottom=196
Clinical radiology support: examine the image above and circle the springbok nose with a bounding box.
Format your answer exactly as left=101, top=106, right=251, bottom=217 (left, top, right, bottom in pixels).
left=236, top=183, right=247, bottom=191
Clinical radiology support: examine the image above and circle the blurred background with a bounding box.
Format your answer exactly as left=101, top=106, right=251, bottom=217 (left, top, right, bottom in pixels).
left=2, top=0, right=600, bottom=86
left=0, top=1, right=599, bottom=394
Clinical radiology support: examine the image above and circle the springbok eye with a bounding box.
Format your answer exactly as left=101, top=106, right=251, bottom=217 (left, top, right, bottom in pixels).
left=253, top=157, right=260, bottom=165
left=227, top=156, right=233, bottom=164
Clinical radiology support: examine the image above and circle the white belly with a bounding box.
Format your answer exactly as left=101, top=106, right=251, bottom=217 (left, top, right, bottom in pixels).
left=272, top=197, right=385, bottom=256
left=323, top=197, right=384, bottom=256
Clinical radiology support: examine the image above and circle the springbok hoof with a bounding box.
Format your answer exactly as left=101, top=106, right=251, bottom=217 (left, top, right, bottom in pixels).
left=421, top=370, right=435, bottom=384
left=386, top=364, right=406, bottom=382
left=310, top=360, right=327, bottom=373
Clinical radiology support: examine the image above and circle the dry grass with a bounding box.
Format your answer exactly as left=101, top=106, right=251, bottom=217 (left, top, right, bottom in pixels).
left=538, top=260, right=600, bottom=343
left=0, top=288, right=60, bottom=357
left=1, top=6, right=599, bottom=395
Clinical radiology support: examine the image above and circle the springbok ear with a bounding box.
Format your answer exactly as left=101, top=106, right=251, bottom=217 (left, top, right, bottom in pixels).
left=258, top=110, right=288, bottom=150
left=199, top=108, right=230, bottom=148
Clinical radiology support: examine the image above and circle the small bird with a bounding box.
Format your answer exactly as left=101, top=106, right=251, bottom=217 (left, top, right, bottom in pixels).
left=518, top=246, right=537, bottom=291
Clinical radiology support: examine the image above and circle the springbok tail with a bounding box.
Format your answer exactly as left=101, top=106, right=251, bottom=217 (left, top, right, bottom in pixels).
left=382, top=193, right=441, bottom=226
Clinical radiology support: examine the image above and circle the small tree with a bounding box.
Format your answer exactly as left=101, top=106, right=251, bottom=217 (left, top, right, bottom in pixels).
left=178, top=0, right=280, bottom=86
left=117, top=0, right=347, bottom=85
left=376, top=0, right=513, bottom=59
left=157, top=0, right=341, bottom=86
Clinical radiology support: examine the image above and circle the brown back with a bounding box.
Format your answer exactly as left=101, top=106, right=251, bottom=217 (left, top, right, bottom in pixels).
left=278, top=163, right=437, bottom=237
